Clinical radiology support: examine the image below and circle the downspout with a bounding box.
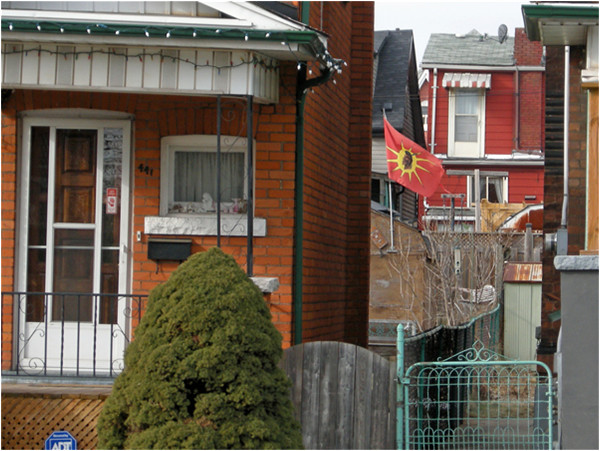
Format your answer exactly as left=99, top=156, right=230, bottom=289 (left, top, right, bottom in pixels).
left=557, top=46, right=570, bottom=254
left=514, top=66, right=520, bottom=152
left=429, top=68, right=438, bottom=154
left=293, top=1, right=335, bottom=345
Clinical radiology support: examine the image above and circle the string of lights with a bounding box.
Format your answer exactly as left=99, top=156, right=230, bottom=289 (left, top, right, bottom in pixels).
left=1, top=19, right=347, bottom=79
left=2, top=45, right=281, bottom=72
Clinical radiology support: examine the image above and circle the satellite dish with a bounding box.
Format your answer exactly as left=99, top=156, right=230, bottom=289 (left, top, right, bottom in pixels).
left=498, top=24, right=508, bottom=44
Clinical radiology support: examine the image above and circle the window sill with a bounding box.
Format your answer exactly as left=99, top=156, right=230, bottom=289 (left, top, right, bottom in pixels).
left=144, top=215, right=266, bottom=237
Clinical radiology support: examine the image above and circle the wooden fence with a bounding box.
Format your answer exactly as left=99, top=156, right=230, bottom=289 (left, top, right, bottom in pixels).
left=281, top=341, right=396, bottom=449
left=1, top=392, right=107, bottom=450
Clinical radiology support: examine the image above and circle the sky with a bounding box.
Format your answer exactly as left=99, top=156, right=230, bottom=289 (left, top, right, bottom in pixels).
left=374, top=0, right=528, bottom=66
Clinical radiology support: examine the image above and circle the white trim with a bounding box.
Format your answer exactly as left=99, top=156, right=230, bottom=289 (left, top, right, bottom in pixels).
left=2, top=9, right=253, bottom=29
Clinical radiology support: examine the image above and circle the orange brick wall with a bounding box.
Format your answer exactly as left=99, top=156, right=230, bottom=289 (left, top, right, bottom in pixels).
left=300, top=2, right=373, bottom=345
left=1, top=2, right=375, bottom=368
left=1, top=102, right=17, bottom=369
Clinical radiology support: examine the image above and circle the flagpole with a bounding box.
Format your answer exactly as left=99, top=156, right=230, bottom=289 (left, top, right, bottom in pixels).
left=383, top=109, right=396, bottom=252
left=388, top=180, right=396, bottom=252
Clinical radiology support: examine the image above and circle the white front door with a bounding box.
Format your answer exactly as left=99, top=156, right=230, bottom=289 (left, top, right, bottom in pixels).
left=16, top=116, right=131, bottom=375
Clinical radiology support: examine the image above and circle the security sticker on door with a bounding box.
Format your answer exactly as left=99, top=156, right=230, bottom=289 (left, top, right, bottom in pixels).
left=106, top=188, right=118, bottom=214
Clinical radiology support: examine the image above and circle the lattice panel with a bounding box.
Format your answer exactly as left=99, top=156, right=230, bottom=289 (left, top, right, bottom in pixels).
left=2, top=394, right=106, bottom=450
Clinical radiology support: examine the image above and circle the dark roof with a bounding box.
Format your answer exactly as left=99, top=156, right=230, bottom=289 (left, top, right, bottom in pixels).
left=422, top=30, right=514, bottom=66
left=372, top=29, right=414, bottom=134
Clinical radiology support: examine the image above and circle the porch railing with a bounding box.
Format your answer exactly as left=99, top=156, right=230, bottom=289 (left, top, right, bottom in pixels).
left=3, top=291, right=147, bottom=378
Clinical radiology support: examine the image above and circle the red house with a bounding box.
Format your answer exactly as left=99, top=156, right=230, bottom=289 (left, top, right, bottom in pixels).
left=420, top=28, right=545, bottom=230
left=1, top=1, right=373, bottom=379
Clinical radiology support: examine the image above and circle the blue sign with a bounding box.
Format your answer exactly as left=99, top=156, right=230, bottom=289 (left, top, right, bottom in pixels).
left=45, top=431, right=77, bottom=450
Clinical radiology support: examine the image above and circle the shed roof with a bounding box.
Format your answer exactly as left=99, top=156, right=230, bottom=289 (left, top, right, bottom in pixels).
left=422, top=30, right=514, bottom=67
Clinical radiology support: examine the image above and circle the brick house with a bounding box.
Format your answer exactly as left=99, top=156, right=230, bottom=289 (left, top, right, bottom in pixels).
left=523, top=4, right=598, bottom=449
left=1, top=1, right=374, bottom=378
left=420, top=28, right=545, bottom=231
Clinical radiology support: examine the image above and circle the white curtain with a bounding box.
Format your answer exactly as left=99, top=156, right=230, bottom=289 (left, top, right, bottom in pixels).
left=174, top=151, right=244, bottom=203
left=487, top=177, right=503, bottom=203
left=455, top=90, right=478, bottom=142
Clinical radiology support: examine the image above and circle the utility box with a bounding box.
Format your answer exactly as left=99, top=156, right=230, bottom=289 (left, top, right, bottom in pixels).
left=503, top=263, right=542, bottom=360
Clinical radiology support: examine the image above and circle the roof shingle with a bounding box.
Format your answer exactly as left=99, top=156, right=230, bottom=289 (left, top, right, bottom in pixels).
left=422, top=30, right=514, bottom=67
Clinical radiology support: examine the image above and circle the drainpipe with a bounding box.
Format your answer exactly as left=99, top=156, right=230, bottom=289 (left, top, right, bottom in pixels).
left=429, top=68, right=438, bottom=154
left=557, top=46, right=570, bottom=255
left=293, top=1, right=336, bottom=345
left=514, top=66, right=520, bottom=152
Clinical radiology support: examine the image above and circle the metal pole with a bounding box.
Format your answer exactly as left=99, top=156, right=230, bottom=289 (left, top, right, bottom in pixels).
left=397, top=324, right=405, bottom=450
left=474, top=169, right=481, bottom=232
left=389, top=181, right=395, bottom=251
left=216, top=95, right=221, bottom=247
left=247, top=95, right=254, bottom=276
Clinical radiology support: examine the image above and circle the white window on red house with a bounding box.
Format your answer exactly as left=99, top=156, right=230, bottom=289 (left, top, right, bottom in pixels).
left=448, top=88, right=486, bottom=158
left=467, top=174, right=508, bottom=204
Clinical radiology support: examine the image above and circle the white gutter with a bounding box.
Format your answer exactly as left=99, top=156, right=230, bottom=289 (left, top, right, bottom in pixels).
left=429, top=68, right=438, bottom=154
left=421, top=63, right=545, bottom=72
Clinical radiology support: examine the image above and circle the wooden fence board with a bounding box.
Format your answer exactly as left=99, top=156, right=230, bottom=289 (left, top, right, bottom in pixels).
left=336, top=342, right=357, bottom=449
left=282, top=341, right=396, bottom=449
left=301, top=342, right=322, bottom=449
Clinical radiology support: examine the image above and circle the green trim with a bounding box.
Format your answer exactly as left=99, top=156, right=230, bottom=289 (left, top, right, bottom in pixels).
left=301, top=2, right=311, bottom=26
left=293, top=1, right=310, bottom=346
left=293, top=93, right=305, bottom=346
left=1, top=19, right=320, bottom=44
left=522, top=4, right=599, bottom=41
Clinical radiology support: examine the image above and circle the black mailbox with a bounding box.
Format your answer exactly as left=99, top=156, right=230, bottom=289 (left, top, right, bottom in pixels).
left=147, top=238, right=192, bottom=261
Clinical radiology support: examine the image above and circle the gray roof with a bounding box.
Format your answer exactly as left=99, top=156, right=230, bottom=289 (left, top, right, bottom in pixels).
left=422, top=30, right=515, bottom=67
left=372, top=29, right=414, bottom=133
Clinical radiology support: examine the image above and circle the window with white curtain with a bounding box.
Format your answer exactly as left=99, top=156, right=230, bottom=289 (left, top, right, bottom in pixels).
left=448, top=88, right=485, bottom=158
left=160, top=135, right=248, bottom=215
left=467, top=175, right=508, bottom=204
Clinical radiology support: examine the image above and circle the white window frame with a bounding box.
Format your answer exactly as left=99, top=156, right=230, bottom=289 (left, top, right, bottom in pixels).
left=159, top=135, right=249, bottom=216
left=466, top=174, right=508, bottom=205
left=448, top=88, right=486, bottom=158
left=149, top=134, right=266, bottom=237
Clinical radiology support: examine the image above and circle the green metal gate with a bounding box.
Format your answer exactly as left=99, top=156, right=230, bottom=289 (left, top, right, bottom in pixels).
left=397, top=331, right=553, bottom=450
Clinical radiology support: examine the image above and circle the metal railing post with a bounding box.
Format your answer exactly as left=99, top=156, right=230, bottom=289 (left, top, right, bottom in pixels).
left=397, top=324, right=405, bottom=450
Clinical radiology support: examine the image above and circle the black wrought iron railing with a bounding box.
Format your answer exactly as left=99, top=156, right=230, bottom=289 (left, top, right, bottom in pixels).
left=3, top=291, right=147, bottom=378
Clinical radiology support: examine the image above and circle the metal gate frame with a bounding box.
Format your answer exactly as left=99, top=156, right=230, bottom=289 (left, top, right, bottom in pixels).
left=397, top=328, right=554, bottom=450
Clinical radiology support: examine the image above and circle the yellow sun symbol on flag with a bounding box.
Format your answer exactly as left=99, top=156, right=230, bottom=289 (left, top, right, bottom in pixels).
left=387, top=144, right=432, bottom=184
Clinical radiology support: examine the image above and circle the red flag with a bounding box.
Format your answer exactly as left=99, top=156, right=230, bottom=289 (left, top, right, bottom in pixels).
left=384, top=117, right=444, bottom=197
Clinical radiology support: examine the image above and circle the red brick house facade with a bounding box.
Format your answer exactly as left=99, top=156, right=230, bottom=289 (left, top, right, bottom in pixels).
left=1, top=1, right=374, bottom=376
left=420, top=28, right=545, bottom=230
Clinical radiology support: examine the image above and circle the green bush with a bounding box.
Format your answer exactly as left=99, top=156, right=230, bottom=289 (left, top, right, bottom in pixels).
left=97, top=247, right=302, bottom=449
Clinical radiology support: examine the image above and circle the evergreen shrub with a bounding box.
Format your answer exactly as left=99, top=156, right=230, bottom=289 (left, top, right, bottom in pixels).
left=97, top=247, right=302, bottom=449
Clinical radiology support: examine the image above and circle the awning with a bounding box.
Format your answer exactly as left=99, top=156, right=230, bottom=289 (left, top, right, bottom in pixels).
left=442, top=72, right=491, bottom=89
